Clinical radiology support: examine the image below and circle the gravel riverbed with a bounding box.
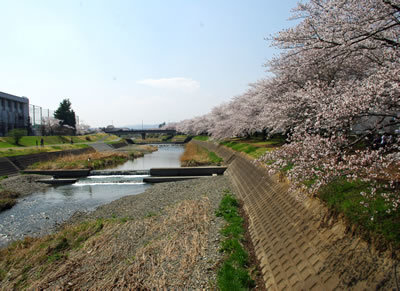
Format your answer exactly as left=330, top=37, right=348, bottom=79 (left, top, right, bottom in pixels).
left=1, top=175, right=233, bottom=290
left=62, top=176, right=232, bottom=289
left=68, top=175, right=231, bottom=224
left=1, top=174, right=51, bottom=197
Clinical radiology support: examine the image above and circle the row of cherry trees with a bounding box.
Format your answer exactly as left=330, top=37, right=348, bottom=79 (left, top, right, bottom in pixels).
left=170, top=0, right=400, bottom=208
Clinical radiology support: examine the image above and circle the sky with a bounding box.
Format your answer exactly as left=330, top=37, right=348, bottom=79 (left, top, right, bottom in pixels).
left=0, top=0, right=299, bottom=127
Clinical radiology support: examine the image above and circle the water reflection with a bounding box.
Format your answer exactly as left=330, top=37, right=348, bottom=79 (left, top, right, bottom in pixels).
left=111, top=144, right=184, bottom=170
left=0, top=144, right=184, bottom=248
left=0, top=175, right=151, bottom=247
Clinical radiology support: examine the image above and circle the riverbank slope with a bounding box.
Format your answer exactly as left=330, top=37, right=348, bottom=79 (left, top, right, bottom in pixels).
left=194, top=140, right=399, bottom=290
left=0, top=177, right=240, bottom=289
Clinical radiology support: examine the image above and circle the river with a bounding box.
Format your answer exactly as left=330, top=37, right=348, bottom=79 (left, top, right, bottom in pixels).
left=0, top=144, right=184, bottom=248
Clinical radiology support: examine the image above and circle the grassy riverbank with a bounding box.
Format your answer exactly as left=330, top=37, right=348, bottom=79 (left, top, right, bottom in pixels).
left=0, top=133, right=116, bottom=148
left=0, top=144, right=89, bottom=158
left=180, top=141, right=223, bottom=166
left=0, top=200, right=214, bottom=289
left=27, top=144, right=158, bottom=170
left=0, top=175, right=50, bottom=213
left=0, top=191, right=17, bottom=212
left=28, top=152, right=134, bottom=170
left=132, top=134, right=188, bottom=144
left=0, top=133, right=119, bottom=158
left=0, top=176, right=18, bottom=211
left=318, top=178, right=400, bottom=248
left=216, top=136, right=400, bottom=250
left=220, top=136, right=285, bottom=159
left=216, top=191, right=256, bottom=290
left=0, top=177, right=233, bottom=289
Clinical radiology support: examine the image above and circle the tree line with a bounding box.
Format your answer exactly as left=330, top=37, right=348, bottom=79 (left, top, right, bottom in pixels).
left=167, top=0, right=400, bottom=211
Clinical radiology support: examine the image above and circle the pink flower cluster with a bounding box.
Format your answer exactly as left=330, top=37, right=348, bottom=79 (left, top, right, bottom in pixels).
left=166, top=0, right=400, bottom=208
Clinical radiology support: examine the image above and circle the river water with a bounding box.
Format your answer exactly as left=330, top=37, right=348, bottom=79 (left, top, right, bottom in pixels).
left=0, top=144, right=184, bottom=248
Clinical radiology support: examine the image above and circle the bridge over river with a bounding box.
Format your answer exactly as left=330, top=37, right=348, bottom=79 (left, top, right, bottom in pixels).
left=104, top=129, right=177, bottom=140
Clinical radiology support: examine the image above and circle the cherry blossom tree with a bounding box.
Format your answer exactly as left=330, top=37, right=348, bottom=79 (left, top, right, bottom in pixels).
left=174, top=0, right=400, bottom=209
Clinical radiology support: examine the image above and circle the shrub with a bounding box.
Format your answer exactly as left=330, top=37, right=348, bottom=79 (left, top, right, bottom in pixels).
left=7, top=129, right=27, bottom=145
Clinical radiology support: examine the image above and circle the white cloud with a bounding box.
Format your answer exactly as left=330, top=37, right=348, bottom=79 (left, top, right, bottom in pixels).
left=137, top=77, right=200, bottom=92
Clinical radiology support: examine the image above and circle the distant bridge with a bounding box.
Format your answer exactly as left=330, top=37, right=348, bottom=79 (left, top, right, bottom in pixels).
left=105, top=129, right=177, bottom=139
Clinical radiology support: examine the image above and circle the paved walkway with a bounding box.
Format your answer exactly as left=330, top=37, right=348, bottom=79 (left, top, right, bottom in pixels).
left=90, top=142, right=114, bottom=152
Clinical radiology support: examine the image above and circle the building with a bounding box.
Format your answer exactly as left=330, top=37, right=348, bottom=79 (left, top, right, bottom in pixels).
left=0, top=91, right=29, bottom=136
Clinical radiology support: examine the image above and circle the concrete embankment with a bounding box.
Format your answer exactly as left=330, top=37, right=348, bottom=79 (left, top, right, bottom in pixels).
left=0, top=147, right=94, bottom=177
left=150, top=166, right=227, bottom=176
left=193, top=140, right=399, bottom=290
left=22, top=169, right=90, bottom=178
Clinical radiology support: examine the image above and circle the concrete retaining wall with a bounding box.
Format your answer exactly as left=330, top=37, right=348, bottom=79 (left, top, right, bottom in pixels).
left=150, top=166, right=227, bottom=177
left=22, top=169, right=90, bottom=178
left=7, top=147, right=95, bottom=171
left=109, top=141, right=128, bottom=149
left=0, top=157, right=20, bottom=176
left=194, top=140, right=340, bottom=290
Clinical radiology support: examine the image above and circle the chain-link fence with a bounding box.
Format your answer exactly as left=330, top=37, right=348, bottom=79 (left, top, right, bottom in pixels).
left=29, top=104, right=79, bottom=136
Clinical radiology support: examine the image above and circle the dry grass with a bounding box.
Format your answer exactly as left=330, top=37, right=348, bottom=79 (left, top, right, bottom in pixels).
left=28, top=152, right=131, bottom=170
left=180, top=142, right=222, bottom=166
left=111, top=198, right=211, bottom=289
left=0, top=198, right=215, bottom=289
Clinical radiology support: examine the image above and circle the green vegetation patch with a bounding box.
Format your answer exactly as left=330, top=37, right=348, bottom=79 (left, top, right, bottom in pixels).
left=0, top=198, right=17, bottom=212
left=216, top=190, right=255, bottom=290
left=193, top=135, right=209, bottom=141
left=0, top=189, right=19, bottom=212
left=208, top=151, right=223, bottom=165
left=181, top=142, right=223, bottom=166
left=0, top=133, right=113, bottom=149
left=220, top=141, right=268, bottom=159
left=318, top=178, right=400, bottom=247
left=0, top=144, right=89, bottom=158
left=171, top=135, right=188, bottom=142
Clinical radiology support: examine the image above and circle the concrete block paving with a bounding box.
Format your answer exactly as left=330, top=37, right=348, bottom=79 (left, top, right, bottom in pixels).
left=194, top=140, right=341, bottom=290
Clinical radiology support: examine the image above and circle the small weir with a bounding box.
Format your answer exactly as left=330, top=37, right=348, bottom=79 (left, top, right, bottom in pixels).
left=90, top=170, right=150, bottom=176
left=0, top=144, right=184, bottom=248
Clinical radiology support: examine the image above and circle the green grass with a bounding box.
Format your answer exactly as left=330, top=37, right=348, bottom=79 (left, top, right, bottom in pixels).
left=318, top=178, right=400, bottom=247
left=193, top=135, right=209, bottom=141
left=0, top=144, right=88, bottom=158
left=0, top=140, right=16, bottom=148
left=220, top=136, right=285, bottom=159
left=281, top=162, right=294, bottom=172
left=220, top=141, right=269, bottom=159
left=216, top=190, right=255, bottom=290
left=209, top=151, right=223, bottom=165
left=0, top=133, right=113, bottom=148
